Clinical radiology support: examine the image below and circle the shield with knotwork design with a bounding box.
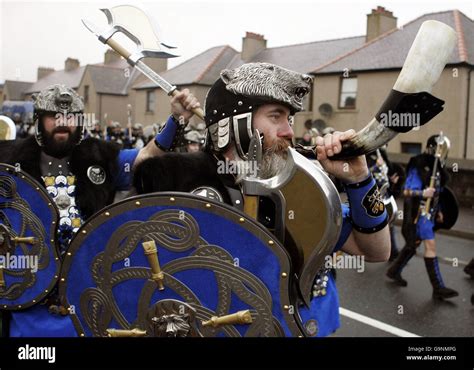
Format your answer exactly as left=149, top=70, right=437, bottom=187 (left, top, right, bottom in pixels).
left=0, top=163, right=60, bottom=310
left=59, top=192, right=305, bottom=337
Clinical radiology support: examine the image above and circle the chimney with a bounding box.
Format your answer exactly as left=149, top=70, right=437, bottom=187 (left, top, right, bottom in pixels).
left=64, top=57, right=80, bottom=71
left=241, top=32, right=267, bottom=62
left=37, top=67, right=55, bottom=80
left=366, top=6, right=397, bottom=42
left=104, top=49, right=122, bottom=65
left=143, top=58, right=168, bottom=73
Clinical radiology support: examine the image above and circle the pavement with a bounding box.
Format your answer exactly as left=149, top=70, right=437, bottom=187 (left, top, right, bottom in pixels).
left=332, top=226, right=474, bottom=337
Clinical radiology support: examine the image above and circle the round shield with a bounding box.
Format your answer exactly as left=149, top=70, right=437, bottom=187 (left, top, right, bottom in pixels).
left=59, top=192, right=304, bottom=337
left=0, top=163, right=60, bottom=310
left=434, top=186, right=458, bottom=230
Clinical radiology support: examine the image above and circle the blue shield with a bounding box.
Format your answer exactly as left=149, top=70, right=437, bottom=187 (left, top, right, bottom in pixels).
left=0, top=163, right=60, bottom=310
left=60, top=192, right=304, bottom=337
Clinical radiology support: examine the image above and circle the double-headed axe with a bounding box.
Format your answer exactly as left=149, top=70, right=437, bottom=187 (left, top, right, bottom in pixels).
left=82, top=5, right=205, bottom=120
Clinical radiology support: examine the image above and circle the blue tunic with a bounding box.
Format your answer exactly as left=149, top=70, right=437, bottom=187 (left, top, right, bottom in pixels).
left=298, top=204, right=352, bottom=337
left=404, top=168, right=441, bottom=241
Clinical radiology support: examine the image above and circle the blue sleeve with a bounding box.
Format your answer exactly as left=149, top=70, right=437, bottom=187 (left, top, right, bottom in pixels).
left=404, top=168, right=422, bottom=191
left=115, top=149, right=139, bottom=191
left=333, top=203, right=352, bottom=252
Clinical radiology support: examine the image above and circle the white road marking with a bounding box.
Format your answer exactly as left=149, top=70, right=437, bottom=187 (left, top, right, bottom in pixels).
left=415, top=251, right=469, bottom=267
left=339, top=307, right=421, bottom=337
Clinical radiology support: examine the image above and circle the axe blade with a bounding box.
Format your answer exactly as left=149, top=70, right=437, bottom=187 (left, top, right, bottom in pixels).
left=101, top=5, right=179, bottom=60
left=281, top=149, right=342, bottom=306
left=243, top=148, right=342, bottom=306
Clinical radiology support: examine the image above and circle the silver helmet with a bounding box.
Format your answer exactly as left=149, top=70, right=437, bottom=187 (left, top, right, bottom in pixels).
left=426, top=133, right=450, bottom=167
left=184, top=130, right=205, bottom=145
left=204, top=63, right=312, bottom=160
left=32, top=84, right=85, bottom=146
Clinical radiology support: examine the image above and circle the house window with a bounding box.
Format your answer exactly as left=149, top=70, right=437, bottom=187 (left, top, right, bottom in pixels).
left=401, top=142, right=422, bottom=155
left=339, top=77, right=357, bottom=109
left=84, top=85, right=89, bottom=104
left=146, top=90, right=156, bottom=113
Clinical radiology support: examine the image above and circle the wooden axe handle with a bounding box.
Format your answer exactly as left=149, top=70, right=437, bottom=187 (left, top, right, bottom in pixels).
left=106, top=38, right=206, bottom=122
left=106, top=38, right=132, bottom=59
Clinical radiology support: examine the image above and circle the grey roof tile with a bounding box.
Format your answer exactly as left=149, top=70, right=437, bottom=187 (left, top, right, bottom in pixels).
left=457, top=10, right=474, bottom=64
left=87, top=65, right=139, bottom=95
left=134, top=46, right=238, bottom=89
left=3, top=80, right=34, bottom=100
left=198, top=46, right=240, bottom=85
left=316, top=10, right=473, bottom=74
left=252, top=36, right=366, bottom=73
left=134, top=36, right=365, bottom=89
left=26, top=66, right=86, bottom=94
left=133, top=10, right=472, bottom=91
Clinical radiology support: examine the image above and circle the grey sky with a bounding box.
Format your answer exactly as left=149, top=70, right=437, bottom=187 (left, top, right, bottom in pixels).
left=0, top=0, right=472, bottom=82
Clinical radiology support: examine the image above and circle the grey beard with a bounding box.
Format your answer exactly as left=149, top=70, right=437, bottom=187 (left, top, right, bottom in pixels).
left=259, top=150, right=288, bottom=179
left=234, top=148, right=288, bottom=183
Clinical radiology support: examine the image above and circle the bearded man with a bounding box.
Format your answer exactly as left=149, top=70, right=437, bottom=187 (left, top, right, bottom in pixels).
left=0, top=84, right=199, bottom=336
left=134, top=63, right=390, bottom=337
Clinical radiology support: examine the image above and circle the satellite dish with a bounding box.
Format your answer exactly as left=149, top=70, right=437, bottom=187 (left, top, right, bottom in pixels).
left=318, top=103, right=333, bottom=118
left=0, top=115, right=16, bottom=140
left=312, top=119, right=326, bottom=131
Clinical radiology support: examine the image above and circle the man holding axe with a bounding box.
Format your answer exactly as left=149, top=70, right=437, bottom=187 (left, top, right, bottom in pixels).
left=0, top=8, right=203, bottom=334
left=2, top=4, right=456, bottom=337
left=127, top=13, right=454, bottom=336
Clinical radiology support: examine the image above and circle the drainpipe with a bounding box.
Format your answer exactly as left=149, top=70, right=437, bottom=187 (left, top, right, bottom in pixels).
left=98, top=94, right=102, bottom=126
left=464, top=68, right=471, bottom=159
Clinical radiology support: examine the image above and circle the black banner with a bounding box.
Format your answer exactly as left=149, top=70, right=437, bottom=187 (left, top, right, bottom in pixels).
left=0, top=337, right=472, bottom=369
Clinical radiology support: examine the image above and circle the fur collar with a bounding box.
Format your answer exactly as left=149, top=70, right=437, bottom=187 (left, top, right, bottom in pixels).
left=0, top=136, right=121, bottom=219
